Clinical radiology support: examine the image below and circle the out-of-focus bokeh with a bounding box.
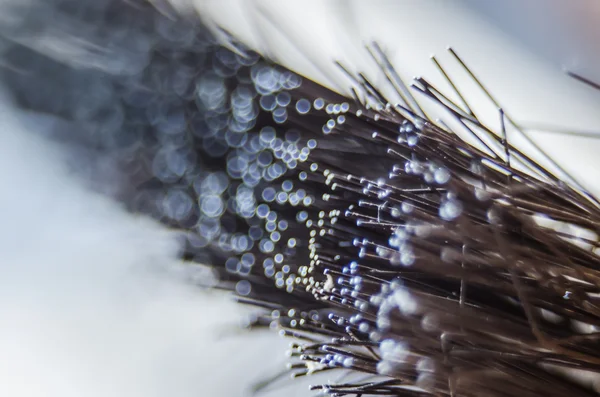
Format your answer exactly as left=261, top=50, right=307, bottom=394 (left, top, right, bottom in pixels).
left=195, top=0, right=600, bottom=197
left=1, top=1, right=600, bottom=396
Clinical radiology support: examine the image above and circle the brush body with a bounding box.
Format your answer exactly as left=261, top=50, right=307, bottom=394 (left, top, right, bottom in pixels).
left=4, top=1, right=600, bottom=396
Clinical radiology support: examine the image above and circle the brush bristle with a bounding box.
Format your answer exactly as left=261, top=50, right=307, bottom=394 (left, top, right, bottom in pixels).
left=176, top=37, right=600, bottom=397
left=126, top=20, right=600, bottom=397
left=6, top=2, right=600, bottom=396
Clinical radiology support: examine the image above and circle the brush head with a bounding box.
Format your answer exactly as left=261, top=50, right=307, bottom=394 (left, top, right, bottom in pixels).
left=170, top=37, right=600, bottom=397
left=134, top=32, right=600, bottom=395
left=5, top=1, right=600, bottom=395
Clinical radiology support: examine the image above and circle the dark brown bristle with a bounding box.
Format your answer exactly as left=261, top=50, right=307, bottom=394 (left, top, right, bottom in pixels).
left=179, top=40, right=600, bottom=397
left=6, top=2, right=600, bottom=395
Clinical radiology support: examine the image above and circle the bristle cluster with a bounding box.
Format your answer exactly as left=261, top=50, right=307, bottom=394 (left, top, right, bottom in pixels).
left=188, top=41, right=600, bottom=397
left=99, top=20, right=600, bottom=396
left=10, top=2, right=600, bottom=395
